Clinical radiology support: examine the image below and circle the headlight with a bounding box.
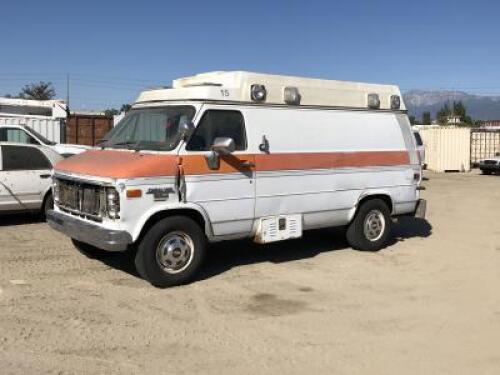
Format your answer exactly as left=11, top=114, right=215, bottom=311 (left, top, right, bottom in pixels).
left=106, top=187, right=120, bottom=219
left=52, top=179, right=60, bottom=203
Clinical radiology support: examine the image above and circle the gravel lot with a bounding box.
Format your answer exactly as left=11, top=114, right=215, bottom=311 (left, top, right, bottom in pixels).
left=1, top=171, right=500, bottom=375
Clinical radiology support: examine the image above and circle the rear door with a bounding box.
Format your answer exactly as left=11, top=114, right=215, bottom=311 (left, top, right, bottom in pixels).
left=0, top=145, right=52, bottom=210
left=180, top=108, right=256, bottom=236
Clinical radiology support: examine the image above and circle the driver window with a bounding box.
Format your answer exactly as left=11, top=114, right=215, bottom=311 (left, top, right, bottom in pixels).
left=186, top=110, right=246, bottom=151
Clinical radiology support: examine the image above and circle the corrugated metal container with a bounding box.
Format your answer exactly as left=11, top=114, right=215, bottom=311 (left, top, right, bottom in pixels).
left=0, top=115, right=63, bottom=143
left=419, top=127, right=471, bottom=172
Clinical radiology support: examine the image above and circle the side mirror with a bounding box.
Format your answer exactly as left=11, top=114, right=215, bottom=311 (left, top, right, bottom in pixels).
left=206, top=137, right=235, bottom=170
left=179, top=121, right=195, bottom=141
left=211, top=137, right=235, bottom=155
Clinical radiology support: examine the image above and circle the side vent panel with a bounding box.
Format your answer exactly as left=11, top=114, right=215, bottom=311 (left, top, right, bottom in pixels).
left=254, top=214, right=303, bottom=244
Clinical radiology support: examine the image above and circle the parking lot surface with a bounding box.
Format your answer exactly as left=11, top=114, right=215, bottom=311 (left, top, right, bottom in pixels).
left=1, top=171, right=500, bottom=375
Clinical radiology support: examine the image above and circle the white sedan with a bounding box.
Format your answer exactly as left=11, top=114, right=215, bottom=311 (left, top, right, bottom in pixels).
left=0, top=124, right=91, bottom=157
left=0, top=142, right=62, bottom=216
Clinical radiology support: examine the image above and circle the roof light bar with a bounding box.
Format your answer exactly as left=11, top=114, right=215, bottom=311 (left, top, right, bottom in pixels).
left=284, top=86, right=301, bottom=105
left=251, top=84, right=267, bottom=102
left=390, top=95, right=401, bottom=110
left=367, top=93, right=380, bottom=109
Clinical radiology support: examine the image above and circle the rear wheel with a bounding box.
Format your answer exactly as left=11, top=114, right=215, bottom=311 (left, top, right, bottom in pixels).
left=134, top=216, right=207, bottom=288
left=346, top=199, right=392, bottom=251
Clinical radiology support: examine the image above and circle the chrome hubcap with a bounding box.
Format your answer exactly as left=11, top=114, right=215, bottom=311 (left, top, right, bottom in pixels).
left=156, top=231, right=194, bottom=274
left=363, top=210, right=386, bottom=242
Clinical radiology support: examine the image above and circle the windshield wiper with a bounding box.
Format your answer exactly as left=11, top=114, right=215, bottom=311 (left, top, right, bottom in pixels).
left=109, top=141, right=137, bottom=148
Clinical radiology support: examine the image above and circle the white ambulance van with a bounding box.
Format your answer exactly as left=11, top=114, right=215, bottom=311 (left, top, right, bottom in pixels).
left=47, top=71, right=426, bottom=287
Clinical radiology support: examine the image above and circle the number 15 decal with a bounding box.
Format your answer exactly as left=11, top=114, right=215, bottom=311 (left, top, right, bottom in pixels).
left=220, top=89, right=229, bottom=97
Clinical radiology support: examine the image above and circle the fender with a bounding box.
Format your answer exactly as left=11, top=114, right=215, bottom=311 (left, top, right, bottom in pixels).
left=348, top=189, right=394, bottom=222
left=130, top=201, right=214, bottom=242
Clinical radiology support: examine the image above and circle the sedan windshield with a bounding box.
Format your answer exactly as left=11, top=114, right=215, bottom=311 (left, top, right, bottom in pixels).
left=103, top=106, right=195, bottom=151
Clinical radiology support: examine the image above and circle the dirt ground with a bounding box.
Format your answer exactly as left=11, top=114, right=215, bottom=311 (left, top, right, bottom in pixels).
left=1, top=171, right=500, bottom=375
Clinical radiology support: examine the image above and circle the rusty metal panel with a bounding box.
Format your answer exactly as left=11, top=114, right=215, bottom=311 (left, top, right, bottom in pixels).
left=66, top=114, right=113, bottom=146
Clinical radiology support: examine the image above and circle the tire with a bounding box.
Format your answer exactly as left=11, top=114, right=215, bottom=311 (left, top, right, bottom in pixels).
left=481, top=170, right=491, bottom=175
left=134, top=216, right=207, bottom=288
left=42, top=193, right=54, bottom=219
left=71, top=238, right=115, bottom=259
left=346, top=198, right=392, bottom=251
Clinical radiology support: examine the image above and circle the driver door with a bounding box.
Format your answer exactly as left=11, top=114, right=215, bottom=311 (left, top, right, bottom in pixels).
left=179, top=108, right=256, bottom=236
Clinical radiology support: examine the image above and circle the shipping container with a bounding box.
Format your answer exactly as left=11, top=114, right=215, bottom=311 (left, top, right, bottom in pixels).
left=0, top=115, right=64, bottom=143
left=419, top=127, right=471, bottom=172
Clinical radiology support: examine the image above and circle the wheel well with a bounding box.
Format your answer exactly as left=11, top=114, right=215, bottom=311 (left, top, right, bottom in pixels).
left=357, top=194, right=393, bottom=214
left=42, top=189, right=52, bottom=207
left=137, top=209, right=208, bottom=243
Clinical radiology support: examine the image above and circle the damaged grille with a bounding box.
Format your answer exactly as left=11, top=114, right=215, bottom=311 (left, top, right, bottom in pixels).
left=57, top=178, right=104, bottom=221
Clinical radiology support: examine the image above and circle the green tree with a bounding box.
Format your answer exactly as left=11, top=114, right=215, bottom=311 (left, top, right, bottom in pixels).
left=422, top=112, right=431, bottom=125
left=19, top=81, right=56, bottom=100
left=436, top=103, right=451, bottom=125
left=409, top=115, right=416, bottom=125
left=120, top=104, right=132, bottom=112
left=104, top=108, right=119, bottom=117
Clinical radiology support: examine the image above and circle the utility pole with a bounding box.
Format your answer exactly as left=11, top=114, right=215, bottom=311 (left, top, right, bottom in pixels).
left=66, top=74, right=70, bottom=109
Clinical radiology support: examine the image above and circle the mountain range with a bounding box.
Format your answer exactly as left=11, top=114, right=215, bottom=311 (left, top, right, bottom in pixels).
left=403, top=90, right=500, bottom=122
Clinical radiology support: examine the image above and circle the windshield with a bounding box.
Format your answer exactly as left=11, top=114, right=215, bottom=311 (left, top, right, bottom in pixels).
left=23, top=125, right=57, bottom=145
left=103, top=106, right=196, bottom=151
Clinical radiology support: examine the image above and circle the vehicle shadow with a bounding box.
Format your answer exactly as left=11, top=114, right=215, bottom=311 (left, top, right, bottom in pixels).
left=0, top=213, right=44, bottom=227
left=95, top=217, right=432, bottom=283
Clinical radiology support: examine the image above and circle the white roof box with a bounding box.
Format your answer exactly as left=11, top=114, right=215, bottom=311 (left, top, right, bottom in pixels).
left=135, top=71, right=405, bottom=111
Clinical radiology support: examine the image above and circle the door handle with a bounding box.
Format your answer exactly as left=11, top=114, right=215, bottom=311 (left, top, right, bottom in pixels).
left=40, top=174, right=51, bottom=179
left=240, top=160, right=255, bottom=168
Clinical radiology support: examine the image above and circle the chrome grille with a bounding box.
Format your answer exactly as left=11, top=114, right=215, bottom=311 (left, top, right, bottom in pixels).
left=57, top=178, right=104, bottom=221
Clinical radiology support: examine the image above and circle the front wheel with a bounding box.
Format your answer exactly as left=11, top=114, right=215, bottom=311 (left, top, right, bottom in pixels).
left=481, top=169, right=492, bottom=175
left=346, top=199, right=392, bottom=251
left=134, top=216, right=207, bottom=288
left=42, top=193, right=53, bottom=219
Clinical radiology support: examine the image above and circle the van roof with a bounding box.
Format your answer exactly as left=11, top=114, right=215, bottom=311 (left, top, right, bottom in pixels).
left=135, top=71, right=405, bottom=111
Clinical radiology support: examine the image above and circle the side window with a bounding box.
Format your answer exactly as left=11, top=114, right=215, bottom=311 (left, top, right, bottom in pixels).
left=1, top=146, right=51, bottom=171
left=186, top=110, right=247, bottom=151
left=0, top=128, right=38, bottom=145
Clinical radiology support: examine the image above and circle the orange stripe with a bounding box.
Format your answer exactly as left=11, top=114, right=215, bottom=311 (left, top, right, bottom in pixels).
left=56, top=150, right=409, bottom=179
left=183, top=151, right=409, bottom=175
left=255, top=151, right=409, bottom=172
left=56, top=150, right=179, bottom=179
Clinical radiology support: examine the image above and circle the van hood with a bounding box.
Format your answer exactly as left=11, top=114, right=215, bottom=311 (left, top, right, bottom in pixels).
left=55, top=149, right=179, bottom=179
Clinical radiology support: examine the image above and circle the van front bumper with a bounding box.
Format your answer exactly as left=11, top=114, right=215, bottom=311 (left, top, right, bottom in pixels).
left=46, top=210, right=133, bottom=252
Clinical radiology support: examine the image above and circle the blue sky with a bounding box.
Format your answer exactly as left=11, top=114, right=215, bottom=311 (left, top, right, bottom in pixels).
left=1, top=0, right=499, bottom=110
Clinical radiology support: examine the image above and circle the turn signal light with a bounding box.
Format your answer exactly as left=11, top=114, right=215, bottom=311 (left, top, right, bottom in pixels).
left=126, top=189, right=142, bottom=198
